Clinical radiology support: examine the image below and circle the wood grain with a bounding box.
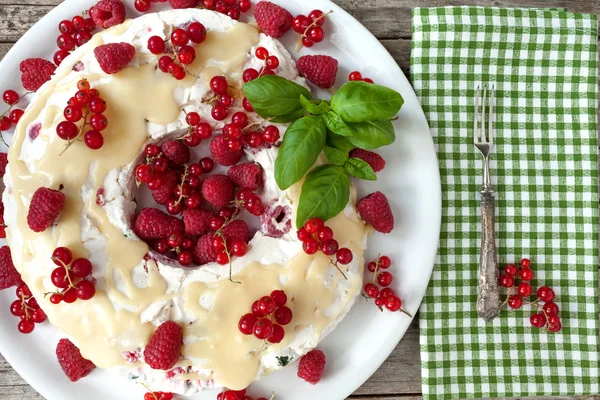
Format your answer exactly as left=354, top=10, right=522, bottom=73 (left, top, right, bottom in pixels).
left=0, top=1, right=599, bottom=399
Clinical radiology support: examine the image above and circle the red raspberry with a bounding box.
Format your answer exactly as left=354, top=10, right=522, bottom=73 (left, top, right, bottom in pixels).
left=134, top=208, right=184, bottom=240
left=297, top=349, right=326, bottom=384
left=19, top=58, right=56, bottom=92
left=169, top=0, right=198, bottom=8
left=0, top=246, right=21, bottom=290
left=193, top=233, right=217, bottom=265
left=56, top=338, right=96, bottom=382
left=201, top=174, right=235, bottom=208
left=161, top=140, right=190, bottom=167
left=253, top=1, right=293, bottom=38
left=182, top=209, right=213, bottom=236
left=90, top=0, right=126, bottom=29
left=222, top=220, right=250, bottom=243
left=227, top=162, right=263, bottom=190
left=260, top=203, right=292, bottom=238
left=210, top=134, right=242, bottom=166
left=143, top=321, right=182, bottom=370
left=93, top=42, right=136, bottom=75
left=349, top=149, right=386, bottom=173
left=296, top=55, right=338, bottom=89
left=151, top=170, right=178, bottom=205
left=357, top=191, right=394, bottom=233
left=27, top=187, right=65, bottom=232
left=0, top=153, right=7, bottom=177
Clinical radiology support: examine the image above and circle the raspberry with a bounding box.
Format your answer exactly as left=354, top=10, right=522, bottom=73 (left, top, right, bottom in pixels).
left=227, top=162, right=263, bottom=190
left=296, top=55, right=338, bottom=89
left=349, top=149, right=386, bottom=173
left=0, top=153, right=7, bottom=177
left=253, top=1, right=293, bottom=38
left=297, top=349, right=326, bottom=384
left=161, top=140, right=190, bottom=167
left=151, top=170, right=178, bottom=205
left=143, top=321, right=182, bottom=370
left=357, top=191, right=394, bottom=233
left=27, top=187, right=65, bottom=233
left=0, top=246, right=21, bottom=290
left=134, top=208, right=184, bottom=240
left=169, top=0, right=198, bottom=8
left=93, top=42, right=136, bottom=75
left=182, top=209, right=213, bottom=236
left=260, top=203, right=292, bottom=238
left=19, top=58, right=56, bottom=92
left=201, top=174, right=235, bottom=208
left=222, top=220, right=250, bottom=243
left=90, top=0, right=126, bottom=29
left=193, top=233, right=217, bottom=265
left=210, top=134, right=242, bottom=166
left=56, top=338, right=96, bottom=382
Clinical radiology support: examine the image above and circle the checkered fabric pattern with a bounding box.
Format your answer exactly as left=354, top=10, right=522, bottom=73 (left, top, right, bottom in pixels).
left=411, top=6, right=599, bottom=400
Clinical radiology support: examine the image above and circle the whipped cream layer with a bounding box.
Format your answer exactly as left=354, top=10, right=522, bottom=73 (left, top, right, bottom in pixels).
left=3, top=9, right=366, bottom=395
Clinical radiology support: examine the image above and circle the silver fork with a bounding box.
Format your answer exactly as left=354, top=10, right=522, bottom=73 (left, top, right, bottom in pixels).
left=473, top=86, right=500, bottom=322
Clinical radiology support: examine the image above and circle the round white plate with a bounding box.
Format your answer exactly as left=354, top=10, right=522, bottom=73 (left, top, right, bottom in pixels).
left=0, top=1, right=441, bottom=399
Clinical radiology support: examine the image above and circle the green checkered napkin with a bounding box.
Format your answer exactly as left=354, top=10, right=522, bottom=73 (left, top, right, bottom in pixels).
left=411, top=6, right=599, bottom=400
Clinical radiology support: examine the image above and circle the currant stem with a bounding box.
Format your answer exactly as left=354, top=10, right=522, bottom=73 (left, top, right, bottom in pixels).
left=324, top=254, right=348, bottom=280
left=173, top=164, right=190, bottom=206
left=59, top=110, right=89, bottom=156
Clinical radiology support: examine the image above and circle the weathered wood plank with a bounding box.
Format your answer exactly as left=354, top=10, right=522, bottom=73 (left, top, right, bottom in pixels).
left=0, top=6, right=55, bottom=42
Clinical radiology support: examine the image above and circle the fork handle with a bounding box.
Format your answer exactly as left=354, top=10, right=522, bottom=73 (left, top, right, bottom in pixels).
left=476, top=189, right=501, bottom=322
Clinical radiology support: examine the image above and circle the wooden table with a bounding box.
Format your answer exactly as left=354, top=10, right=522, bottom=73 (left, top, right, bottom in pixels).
left=0, top=1, right=598, bottom=399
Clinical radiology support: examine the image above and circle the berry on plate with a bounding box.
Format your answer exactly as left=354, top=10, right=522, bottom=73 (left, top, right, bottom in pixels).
left=297, top=349, right=326, bottom=384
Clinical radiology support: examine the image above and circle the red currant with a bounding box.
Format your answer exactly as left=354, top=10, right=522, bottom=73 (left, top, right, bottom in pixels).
left=320, top=239, right=339, bottom=255
left=134, top=0, right=151, bottom=12
left=187, top=22, right=207, bottom=44
left=166, top=199, right=183, bottom=215
left=31, top=308, right=47, bottom=323
left=185, top=193, right=202, bottom=209
left=304, top=218, right=324, bottom=233
left=147, top=36, right=165, bottom=54
left=57, top=33, right=76, bottom=51
left=364, top=283, right=379, bottom=298
left=302, top=238, right=319, bottom=255
left=210, top=75, right=228, bottom=94
left=56, top=121, right=79, bottom=140
left=185, top=111, right=201, bottom=126
left=90, top=113, right=108, bottom=131
left=18, top=320, right=35, bottom=334
left=16, top=284, right=31, bottom=299
left=378, top=256, right=391, bottom=269
left=499, top=274, right=514, bottom=288
left=543, top=301, right=559, bottom=316
left=63, top=288, right=78, bottom=303
left=292, top=15, right=311, bottom=33
left=158, top=56, right=174, bottom=72
left=258, top=296, right=276, bottom=314
left=385, top=295, right=402, bottom=312
left=210, top=217, right=225, bottom=231
left=178, top=45, right=196, bottom=65
left=302, top=37, right=314, bottom=48
left=246, top=131, right=263, bottom=148
left=89, top=97, right=107, bottom=113
left=156, top=239, right=169, bottom=254
left=147, top=177, right=163, bottom=190
left=262, top=125, right=280, bottom=143
left=243, top=68, right=259, bottom=82
left=64, top=105, right=83, bottom=122
left=253, top=318, right=274, bottom=339
left=50, top=293, right=63, bottom=304
left=520, top=268, right=533, bottom=281
left=507, top=295, right=523, bottom=309
left=517, top=282, right=532, bottom=297
left=227, top=7, right=241, bottom=20
left=211, top=104, right=228, bottom=121
left=520, top=258, right=531, bottom=268
left=270, top=290, right=287, bottom=307
left=238, top=313, right=257, bottom=335
left=255, top=47, right=269, bottom=60
left=530, top=313, right=546, bottom=328
left=72, top=16, right=85, bottom=30
left=10, top=300, right=24, bottom=316
left=348, top=71, right=362, bottom=81
left=297, top=227, right=310, bottom=242
left=242, top=97, right=254, bottom=112
left=308, top=27, right=324, bottom=43
left=251, top=300, right=263, bottom=316
left=3, top=89, right=19, bottom=105
left=367, top=261, right=377, bottom=273
left=84, top=130, right=104, bottom=150
left=74, top=30, right=92, bottom=46
left=71, top=258, right=93, bottom=278
left=76, top=280, right=96, bottom=300
left=316, top=226, right=333, bottom=242
left=136, top=164, right=153, bottom=183
left=504, top=264, right=518, bottom=276
left=265, top=55, right=279, bottom=70
left=59, top=20, right=75, bottom=34
left=374, top=296, right=385, bottom=308
left=230, top=240, right=247, bottom=257
left=547, top=315, right=561, bottom=332
left=54, top=49, right=70, bottom=66
left=178, top=251, right=193, bottom=266
left=51, top=267, right=70, bottom=289
left=0, top=116, right=11, bottom=131
left=215, top=251, right=229, bottom=265
left=195, top=123, right=212, bottom=140
left=377, top=271, right=393, bottom=287
left=537, top=286, right=555, bottom=302
left=52, top=247, right=73, bottom=266
left=309, top=9, right=326, bottom=26
left=167, top=232, right=184, bottom=248
left=336, top=248, right=353, bottom=264
left=171, top=28, right=189, bottom=46
left=238, top=0, right=251, bottom=12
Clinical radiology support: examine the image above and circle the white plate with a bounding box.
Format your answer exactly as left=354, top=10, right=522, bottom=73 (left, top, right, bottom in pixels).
left=0, top=1, right=441, bottom=399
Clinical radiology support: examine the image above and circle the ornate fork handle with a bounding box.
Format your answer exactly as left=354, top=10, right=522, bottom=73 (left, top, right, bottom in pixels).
left=476, top=188, right=500, bottom=322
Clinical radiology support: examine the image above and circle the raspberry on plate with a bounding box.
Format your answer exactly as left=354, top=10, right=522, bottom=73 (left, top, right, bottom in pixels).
left=0, top=153, right=7, bottom=178
left=222, top=220, right=250, bottom=243
left=227, top=162, right=264, bottom=190
left=134, top=208, right=184, bottom=240
left=161, top=140, right=191, bottom=166
left=210, top=134, right=243, bottom=166
left=19, top=58, right=56, bottom=92
left=151, top=170, right=178, bottom=205
left=27, top=187, right=65, bottom=233
left=0, top=246, right=21, bottom=290
left=93, top=42, right=136, bottom=74
left=357, top=191, right=394, bottom=233
left=201, top=174, right=235, bottom=208
left=297, top=349, right=326, bottom=384
left=183, top=209, right=213, bottom=236
left=143, top=321, right=183, bottom=370
left=90, top=0, right=126, bottom=29
left=169, top=0, right=198, bottom=8
left=349, top=149, right=386, bottom=173
left=193, top=233, right=218, bottom=265
left=253, top=1, right=293, bottom=38
left=56, top=338, right=96, bottom=382
left=296, top=55, right=338, bottom=89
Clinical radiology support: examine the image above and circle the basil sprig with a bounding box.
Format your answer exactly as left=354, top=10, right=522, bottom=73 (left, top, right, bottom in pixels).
left=243, top=77, right=403, bottom=227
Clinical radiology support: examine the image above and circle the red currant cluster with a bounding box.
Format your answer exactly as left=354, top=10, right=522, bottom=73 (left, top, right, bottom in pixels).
left=234, top=188, right=265, bottom=216
left=134, top=0, right=167, bottom=13
left=149, top=22, right=208, bottom=80
left=182, top=111, right=213, bottom=147
left=242, top=47, right=280, bottom=83
left=56, top=79, right=107, bottom=152
left=222, top=111, right=280, bottom=151
left=46, top=246, right=96, bottom=305
left=348, top=71, right=373, bottom=84
left=217, top=388, right=273, bottom=400
left=135, top=144, right=171, bottom=190
left=143, top=391, right=173, bottom=400
left=363, top=256, right=407, bottom=313
left=499, top=258, right=562, bottom=332
left=238, top=290, right=293, bottom=345
left=54, top=15, right=95, bottom=66
left=10, top=283, right=47, bottom=334
left=292, top=10, right=331, bottom=48
left=204, top=76, right=235, bottom=121
left=200, top=0, right=252, bottom=21
left=154, top=232, right=195, bottom=266
left=0, top=89, right=27, bottom=143
left=0, top=202, right=6, bottom=239
left=297, top=218, right=353, bottom=278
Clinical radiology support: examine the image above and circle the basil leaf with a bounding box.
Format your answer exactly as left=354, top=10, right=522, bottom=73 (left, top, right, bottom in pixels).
left=300, top=95, right=330, bottom=115
left=296, top=165, right=350, bottom=228
left=326, top=130, right=355, bottom=153
left=322, top=111, right=353, bottom=137
left=323, top=146, right=349, bottom=166
left=346, top=119, right=395, bottom=149
left=274, top=116, right=326, bottom=190
left=344, top=158, right=376, bottom=180
left=242, top=76, right=312, bottom=123
left=330, top=81, right=404, bottom=122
